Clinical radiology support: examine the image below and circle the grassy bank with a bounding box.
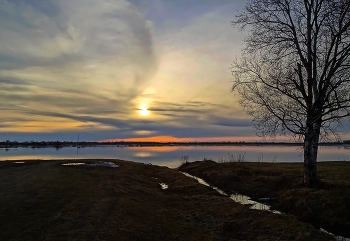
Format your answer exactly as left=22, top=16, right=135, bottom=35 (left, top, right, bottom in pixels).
left=178, top=160, right=350, bottom=238
left=0, top=159, right=334, bottom=240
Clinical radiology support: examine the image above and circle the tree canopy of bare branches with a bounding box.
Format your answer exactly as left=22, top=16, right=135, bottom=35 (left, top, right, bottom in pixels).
left=231, top=0, right=350, bottom=186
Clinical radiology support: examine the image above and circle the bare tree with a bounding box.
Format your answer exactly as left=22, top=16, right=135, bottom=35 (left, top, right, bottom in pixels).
left=231, top=0, right=350, bottom=186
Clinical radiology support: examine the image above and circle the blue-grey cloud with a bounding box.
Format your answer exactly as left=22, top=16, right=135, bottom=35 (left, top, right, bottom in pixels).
left=209, top=116, right=253, bottom=128
left=0, top=0, right=159, bottom=125
left=0, top=0, right=259, bottom=142
left=0, top=0, right=157, bottom=75
left=0, top=76, right=30, bottom=85
left=130, top=0, right=246, bottom=31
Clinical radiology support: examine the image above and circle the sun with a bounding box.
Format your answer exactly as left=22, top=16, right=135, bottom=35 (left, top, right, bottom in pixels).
left=139, top=104, right=149, bottom=116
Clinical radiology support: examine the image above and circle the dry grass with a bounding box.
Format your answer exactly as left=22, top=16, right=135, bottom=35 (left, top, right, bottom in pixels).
left=0, top=159, right=334, bottom=241
left=178, top=160, right=350, bottom=238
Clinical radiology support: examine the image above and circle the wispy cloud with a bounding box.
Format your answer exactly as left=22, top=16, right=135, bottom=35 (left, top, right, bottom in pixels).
left=0, top=0, right=159, bottom=133
left=0, top=0, right=262, bottom=141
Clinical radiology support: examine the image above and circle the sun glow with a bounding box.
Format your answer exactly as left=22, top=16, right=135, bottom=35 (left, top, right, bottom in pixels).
left=139, top=104, right=149, bottom=116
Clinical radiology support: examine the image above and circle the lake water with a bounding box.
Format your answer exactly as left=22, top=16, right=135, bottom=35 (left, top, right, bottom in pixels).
left=1, top=145, right=349, bottom=168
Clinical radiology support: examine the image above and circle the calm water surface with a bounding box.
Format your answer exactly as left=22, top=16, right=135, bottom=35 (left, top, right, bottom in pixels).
left=0, top=145, right=349, bottom=168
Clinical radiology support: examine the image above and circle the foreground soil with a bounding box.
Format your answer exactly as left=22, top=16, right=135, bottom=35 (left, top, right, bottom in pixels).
left=0, top=160, right=334, bottom=241
left=178, top=160, right=350, bottom=238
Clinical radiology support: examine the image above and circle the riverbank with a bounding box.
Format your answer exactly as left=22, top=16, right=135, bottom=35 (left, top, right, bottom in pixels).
left=0, top=159, right=333, bottom=240
left=178, top=160, right=350, bottom=238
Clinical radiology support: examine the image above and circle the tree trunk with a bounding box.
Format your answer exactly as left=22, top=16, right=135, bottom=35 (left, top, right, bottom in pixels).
left=311, top=121, right=321, bottom=173
left=303, top=121, right=320, bottom=187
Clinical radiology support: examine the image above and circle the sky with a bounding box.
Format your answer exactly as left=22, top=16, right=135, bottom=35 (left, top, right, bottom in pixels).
left=1, top=0, right=349, bottom=142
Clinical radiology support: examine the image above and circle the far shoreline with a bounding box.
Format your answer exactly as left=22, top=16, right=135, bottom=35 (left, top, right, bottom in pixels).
left=1, top=140, right=349, bottom=149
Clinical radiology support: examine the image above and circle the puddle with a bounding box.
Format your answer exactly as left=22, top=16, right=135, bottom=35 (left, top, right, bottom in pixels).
left=159, top=183, right=168, bottom=189
left=320, top=229, right=350, bottom=241
left=62, top=161, right=118, bottom=168
left=86, top=161, right=119, bottom=168
left=181, top=172, right=350, bottom=240
left=229, top=193, right=280, bottom=213
left=181, top=172, right=280, bottom=213
left=62, top=163, right=85, bottom=166
left=14, top=161, right=25, bottom=164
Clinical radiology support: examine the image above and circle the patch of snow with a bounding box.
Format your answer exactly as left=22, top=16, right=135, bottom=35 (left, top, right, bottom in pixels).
left=159, top=183, right=168, bottom=189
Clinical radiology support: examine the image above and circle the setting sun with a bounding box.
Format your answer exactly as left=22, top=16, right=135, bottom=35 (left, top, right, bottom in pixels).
left=139, top=104, right=149, bottom=116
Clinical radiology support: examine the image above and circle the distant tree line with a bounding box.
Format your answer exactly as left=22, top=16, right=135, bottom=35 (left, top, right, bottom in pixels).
left=0, top=140, right=347, bottom=148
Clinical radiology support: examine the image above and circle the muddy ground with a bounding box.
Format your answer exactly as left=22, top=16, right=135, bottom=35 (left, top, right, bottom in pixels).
left=178, top=160, right=350, bottom=238
left=0, top=159, right=334, bottom=241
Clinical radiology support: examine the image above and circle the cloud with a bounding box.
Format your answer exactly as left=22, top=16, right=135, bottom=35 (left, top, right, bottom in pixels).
left=148, top=100, right=224, bottom=113
left=0, top=0, right=159, bottom=130
left=0, top=0, right=156, bottom=66
left=208, top=115, right=253, bottom=128
left=0, top=0, right=258, bottom=141
left=0, top=0, right=157, bottom=86
left=0, top=75, right=29, bottom=86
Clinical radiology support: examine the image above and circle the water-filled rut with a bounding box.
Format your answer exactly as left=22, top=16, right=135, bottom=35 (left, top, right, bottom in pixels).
left=180, top=171, right=349, bottom=241
left=181, top=172, right=280, bottom=213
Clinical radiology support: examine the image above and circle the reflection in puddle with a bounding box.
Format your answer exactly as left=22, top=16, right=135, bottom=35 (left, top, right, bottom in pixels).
left=230, top=194, right=271, bottom=211
left=181, top=171, right=280, bottom=214
left=62, top=161, right=119, bottom=168
left=62, top=163, right=85, bottom=166
left=87, top=161, right=119, bottom=168
left=320, top=229, right=350, bottom=241
left=159, top=183, right=168, bottom=189
left=14, top=161, right=25, bottom=164
left=181, top=172, right=350, bottom=240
